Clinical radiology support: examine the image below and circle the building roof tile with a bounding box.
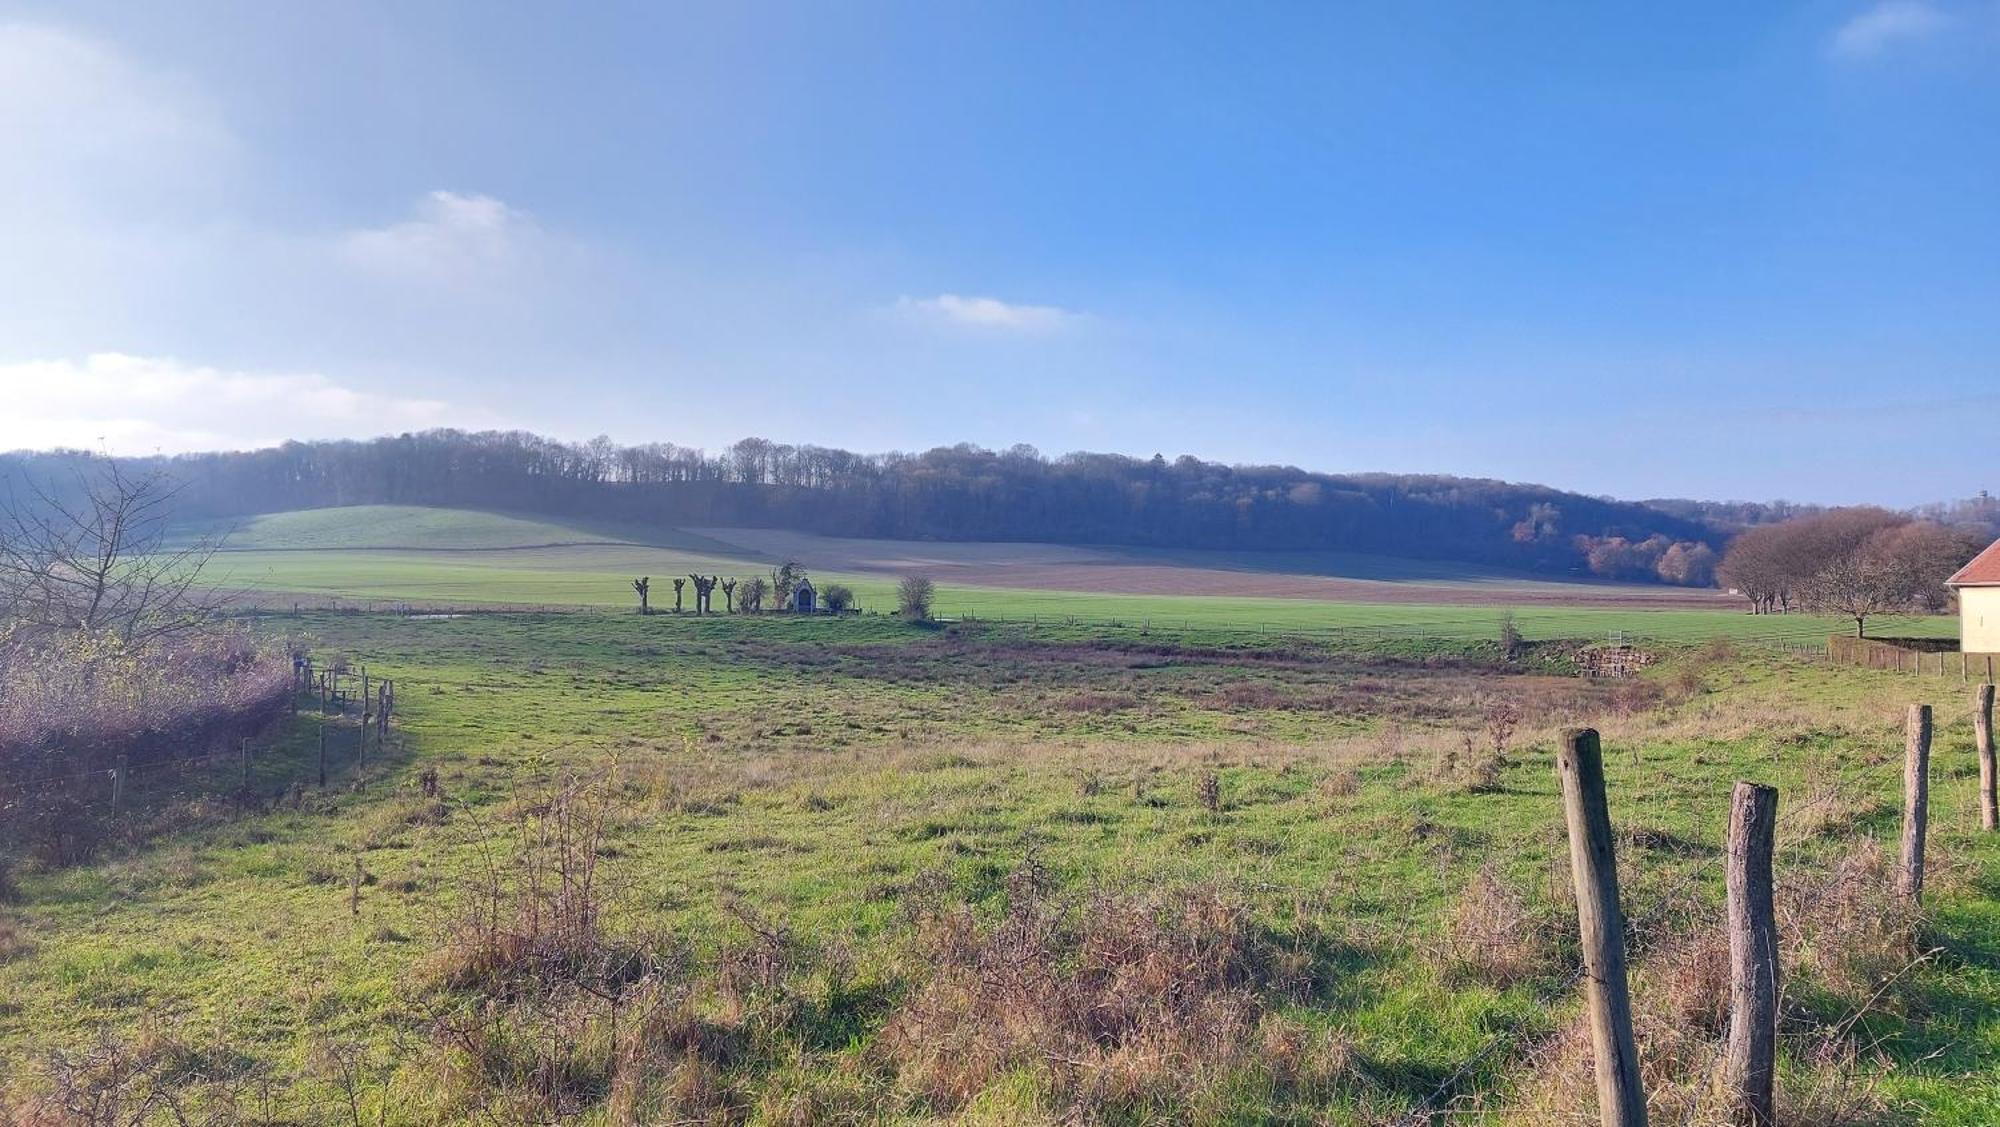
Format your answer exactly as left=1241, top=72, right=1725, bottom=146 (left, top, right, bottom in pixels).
left=1949, top=538, right=2000, bottom=587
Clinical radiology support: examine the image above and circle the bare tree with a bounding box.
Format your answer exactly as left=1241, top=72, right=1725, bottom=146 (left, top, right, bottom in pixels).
left=771, top=560, right=807, bottom=611
left=897, top=574, right=936, bottom=621
left=0, top=458, right=224, bottom=643
left=1718, top=524, right=1790, bottom=614
left=1799, top=538, right=1903, bottom=637
left=1721, top=508, right=1912, bottom=618
left=631, top=576, right=650, bottom=615
left=1868, top=521, right=1984, bottom=612
left=671, top=577, right=685, bottom=614
left=720, top=578, right=737, bottom=614
left=739, top=576, right=769, bottom=614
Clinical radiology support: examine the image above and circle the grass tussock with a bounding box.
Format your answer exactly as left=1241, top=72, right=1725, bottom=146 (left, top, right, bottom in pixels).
left=1433, top=865, right=1566, bottom=988
left=878, top=862, right=1348, bottom=1119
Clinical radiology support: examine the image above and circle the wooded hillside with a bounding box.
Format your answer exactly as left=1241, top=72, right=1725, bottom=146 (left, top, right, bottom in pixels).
left=3, top=432, right=1734, bottom=583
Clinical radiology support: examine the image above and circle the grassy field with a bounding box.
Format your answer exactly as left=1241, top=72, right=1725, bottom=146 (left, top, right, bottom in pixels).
left=1, top=611, right=1994, bottom=1122
left=200, top=505, right=748, bottom=554
left=193, top=506, right=1955, bottom=647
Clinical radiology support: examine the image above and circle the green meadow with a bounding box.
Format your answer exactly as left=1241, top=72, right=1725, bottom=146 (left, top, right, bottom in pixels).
left=1, top=610, right=1994, bottom=1122
left=195, top=506, right=1956, bottom=646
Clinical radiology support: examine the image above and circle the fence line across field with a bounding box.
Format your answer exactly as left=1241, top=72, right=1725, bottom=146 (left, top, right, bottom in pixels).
left=931, top=608, right=1911, bottom=652
left=1392, top=707, right=1952, bottom=1119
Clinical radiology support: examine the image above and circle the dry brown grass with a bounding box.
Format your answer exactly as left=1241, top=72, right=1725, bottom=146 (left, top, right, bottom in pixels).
left=1778, top=839, right=1922, bottom=1006
left=877, top=863, right=1347, bottom=1119
left=1, top=1020, right=283, bottom=1126
left=1507, top=835, right=1909, bottom=1126
left=1433, top=865, right=1563, bottom=988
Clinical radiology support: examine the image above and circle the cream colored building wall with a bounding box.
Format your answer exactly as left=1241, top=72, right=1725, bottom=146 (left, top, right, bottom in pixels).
left=1961, top=586, right=2000, bottom=652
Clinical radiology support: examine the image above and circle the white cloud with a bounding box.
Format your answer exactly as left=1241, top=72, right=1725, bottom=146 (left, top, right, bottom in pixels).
left=894, top=293, right=1081, bottom=333
left=339, top=191, right=578, bottom=290
left=1831, top=1, right=1952, bottom=58
left=0, top=354, right=500, bottom=455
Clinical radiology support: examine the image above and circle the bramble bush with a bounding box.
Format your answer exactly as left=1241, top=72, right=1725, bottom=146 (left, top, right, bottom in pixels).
left=0, top=625, right=291, bottom=864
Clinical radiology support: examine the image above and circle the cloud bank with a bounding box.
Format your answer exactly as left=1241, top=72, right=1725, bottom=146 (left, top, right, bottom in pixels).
left=0, top=354, right=498, bottom=455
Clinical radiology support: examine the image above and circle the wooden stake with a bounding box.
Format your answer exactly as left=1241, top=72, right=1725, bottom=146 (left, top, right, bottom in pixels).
left=360, top=673, right=371, bottom=768
left=1899, top=705, right=1931, bottom=902
left=1977, top=683, right=1996, bottom=833
left=1556, top=728, right=1648, bottom=1127
left=1720, top=782, right=1778, bottom=1127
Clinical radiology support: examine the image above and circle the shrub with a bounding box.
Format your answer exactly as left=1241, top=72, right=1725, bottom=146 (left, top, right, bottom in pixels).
left=896, top=575, right=935, bottom=621
left=821, top=583, right=854, bottom=613
left=1197, top=770, right=1221, bottom=812
left=0, top=627, right=290, bottom=796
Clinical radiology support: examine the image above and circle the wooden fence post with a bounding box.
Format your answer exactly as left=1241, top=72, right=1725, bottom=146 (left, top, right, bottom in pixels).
left=1557, top=728, right=1648, bottom=1127
left=360, top=673, right=371, bottom=768
left=1899, top=705, right=1931, bottom=902
left=1977, top=683, right=1996, bottom=833
left=1720, top=782, right=1778, bottom=1126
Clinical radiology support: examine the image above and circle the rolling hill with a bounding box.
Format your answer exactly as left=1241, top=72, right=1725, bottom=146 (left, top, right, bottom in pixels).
left=187, top=506, right=1951, bottom=644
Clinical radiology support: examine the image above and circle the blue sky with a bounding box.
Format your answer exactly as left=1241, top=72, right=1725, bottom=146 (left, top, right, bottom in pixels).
left=0, top=1, right=1995, bottom=504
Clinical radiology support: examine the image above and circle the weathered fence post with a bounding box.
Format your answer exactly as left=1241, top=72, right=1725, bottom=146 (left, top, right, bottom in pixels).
left=1899, top=705, right=1931, bottom=902
left=110, top=758, right=125, bottom=815
left=1720, top=781, right=1778, bottom=1126
left=1556, top=728, right=1648, bottom=1127
left=1978, top=683, right=1996, bottom=833
left=360, top=672, right=372, bottom=768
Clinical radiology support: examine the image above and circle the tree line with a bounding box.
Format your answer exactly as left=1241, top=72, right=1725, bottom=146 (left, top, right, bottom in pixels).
left=1717, top=507, right=1985, bottom=634
left=1, top=431, right=1731, bottom=584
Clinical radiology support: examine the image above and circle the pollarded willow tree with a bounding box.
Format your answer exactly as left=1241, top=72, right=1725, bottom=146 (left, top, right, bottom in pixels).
left=687, top=574, right=719, bottom=615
